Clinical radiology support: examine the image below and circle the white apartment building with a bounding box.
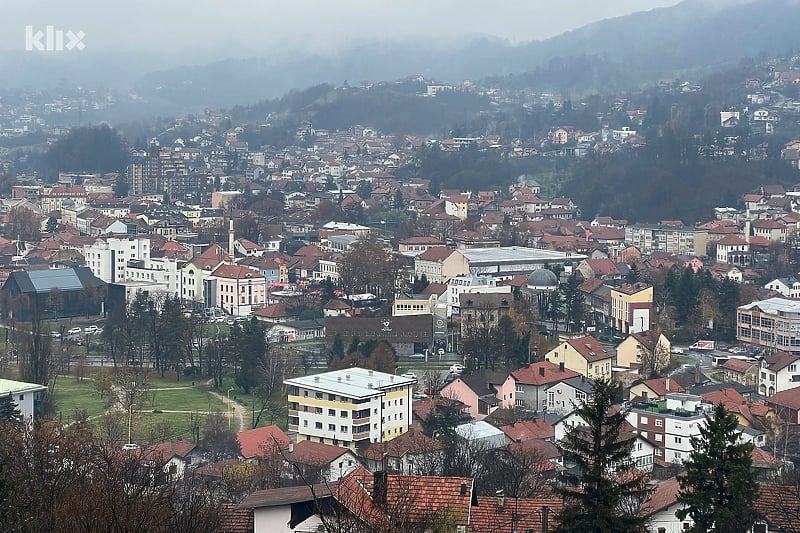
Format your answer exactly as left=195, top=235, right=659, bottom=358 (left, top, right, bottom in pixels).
left=285, top=368, right=415, bottom=450
left=125, top=256, right=185, bottom=299
left=0, top=379, right=47, bottom=423
left=446, top=275, right=511, bottom=317
left=759, top=352, right=800, bottom=397
left=83, top=236, right=151, bottom=283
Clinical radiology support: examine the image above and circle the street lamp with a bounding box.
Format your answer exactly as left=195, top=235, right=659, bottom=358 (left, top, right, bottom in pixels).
left=127, top=403, right=137, bottom=445
left=227, top=386, right=235, bottom=431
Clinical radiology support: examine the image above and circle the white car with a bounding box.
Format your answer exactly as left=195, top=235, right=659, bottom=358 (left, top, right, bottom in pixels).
left=401, top=372, right=417, bottom=380
left=121, top=443, right=140, bottom=451
left=67, top=327, right=82, bottom=335
left=84, top=325, right=100, bottom=334
left=450, top=364, right=464, bottom=374
left=49, top=331, right=61, bottom=339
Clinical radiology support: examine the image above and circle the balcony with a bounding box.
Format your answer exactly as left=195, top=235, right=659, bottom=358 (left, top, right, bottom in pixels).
left=353, top=431, right=370, bottom=441
left=353, top=417, right=370, bottom=425
left=288, top=410, right=298, bottom=417
left=288, top=424, right=298, bottom=431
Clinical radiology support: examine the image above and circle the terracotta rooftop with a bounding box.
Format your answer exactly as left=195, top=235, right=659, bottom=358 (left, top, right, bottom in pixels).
left=639, top=377, right=685, bottom=397
left=498, top=419, right=555, bottom=442
left=220, top=503, right=253, bottom=533
left=511, top=361, right=580, bottom=386
left=470, top=496, right=562, bottom=533
left=563, top=335, right=613, bottom=363
left=285, top=440, right=351, bottom=466
left=416, top=246, right=455, bottom=262
left=143, top=438, right=196, bottom=461
left=361, top=428, right=443, bottom=461
left=239, top=482, right=335, bottom=508
left=335, top=466, right=473, bottom=528
left=642, top=477, right=680, bottom=517
left=236, top=425, right=291, bottom=459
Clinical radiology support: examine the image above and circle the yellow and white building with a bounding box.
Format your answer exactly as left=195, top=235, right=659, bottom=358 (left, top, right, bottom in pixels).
left=285, top=368, right=415, bottom=450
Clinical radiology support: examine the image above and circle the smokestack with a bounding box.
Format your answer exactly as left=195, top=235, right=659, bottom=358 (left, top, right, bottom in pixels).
left=665, top=377, right=670, bottom=392
left=288, top=442, right=294, bottom=453
left=539, top=366, right=545, bottom=377
left=542, top=505, right=550, bottom=533
left=374, top=471, right=388, bottom=510
left=495, top=489, right=505, bottom=510
left=228, top=214, right=235, bottom=257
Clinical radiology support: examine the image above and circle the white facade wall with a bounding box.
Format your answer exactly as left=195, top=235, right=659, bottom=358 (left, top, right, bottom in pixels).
left=83, top=237, right=151, bottom=283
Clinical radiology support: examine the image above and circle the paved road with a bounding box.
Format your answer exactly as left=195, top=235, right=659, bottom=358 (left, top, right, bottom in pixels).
left=209, top=389, right=246, bottom=433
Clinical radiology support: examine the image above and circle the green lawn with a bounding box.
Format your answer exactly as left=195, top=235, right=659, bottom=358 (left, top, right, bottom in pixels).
left=131, top=411, right=210, bottom=444
left=148, top=388, right=227, bottom=413
left=51, top=377, right=109, bottom=422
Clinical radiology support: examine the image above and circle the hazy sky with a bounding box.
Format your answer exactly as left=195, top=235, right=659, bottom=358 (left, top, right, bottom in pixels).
left=3, top=0, right=685, bottom=63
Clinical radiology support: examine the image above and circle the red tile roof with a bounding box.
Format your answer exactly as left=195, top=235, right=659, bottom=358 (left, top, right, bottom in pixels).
left=336, top=466, right=473, bottom=528
left=584, top=258, right=620, bottom=276
left=639, top=377, right=685, bottom=397
left=511, top=361, right=580, bottom=386
left=236, top=425, right=291, bottom=459
left=716, top=235, right=749, bottom=246
left=564, top=335, right=613, bottom=363
left=767, top=387, right=800, bottom=411
left=499, top=419, right=555, bottom=442
left=642, top=477, right=680, bottom=516
left=720, top=358, right=758, bottom=374
left=754, top=484, right=800, bottom=530
left=143, top=438, right=196, bottom=460
left=212, top=264, right=265, bottom=280
left=285, top=440, right=351, bottom=466
left=470, top=496, right=562, bottom=533
left=416, top=246, right=455, bottom=262
left=361, top=429, right=443, bottom=461
left=220, top=503, right=253, bottom=533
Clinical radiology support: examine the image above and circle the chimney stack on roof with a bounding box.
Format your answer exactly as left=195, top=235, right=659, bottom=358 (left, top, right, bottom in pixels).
left=374, top=471, right=388, bottom=510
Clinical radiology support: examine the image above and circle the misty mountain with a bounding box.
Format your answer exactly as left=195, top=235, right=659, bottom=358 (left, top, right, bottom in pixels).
left=130, top=0, right=800, bottom=112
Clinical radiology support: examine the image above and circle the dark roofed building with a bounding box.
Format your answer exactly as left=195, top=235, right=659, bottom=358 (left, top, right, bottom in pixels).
left=2, top=266, right=106, bottom=320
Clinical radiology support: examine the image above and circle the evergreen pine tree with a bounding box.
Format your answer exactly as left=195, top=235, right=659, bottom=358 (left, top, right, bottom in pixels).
left=676, top=403, right=759, bottom=533
left=554, top=378, right=651, bottom=533
left=0, top=396, right=22, bottom=425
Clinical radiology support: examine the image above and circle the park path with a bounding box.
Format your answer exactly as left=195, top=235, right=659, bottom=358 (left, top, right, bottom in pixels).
left=208, top=389, right=246, bottom=433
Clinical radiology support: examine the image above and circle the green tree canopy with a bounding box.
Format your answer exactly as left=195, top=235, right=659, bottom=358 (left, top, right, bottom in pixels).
left=554, top=378, right=650, bottom=532
left=676, top=403, right=759, bottom=533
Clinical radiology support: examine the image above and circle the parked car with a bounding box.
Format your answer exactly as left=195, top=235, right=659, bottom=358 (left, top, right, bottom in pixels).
left=443, top=372, right=458, bottom=384
left=49, top=331, right=61, bottom=339
left=84, top=325, right=100, bottom=334
left=449, top=363, right=464, bottom=375
left=408, top=353, right=425, bottom=360
left=67, top=327, right=82, bottom=335
left=401, top=372, right=417, bottom=380
left=121, top=443, right=140, bottom=451
left=225, top=316, right=236, bottom=326
left=412, top=392, right=428, bottom=400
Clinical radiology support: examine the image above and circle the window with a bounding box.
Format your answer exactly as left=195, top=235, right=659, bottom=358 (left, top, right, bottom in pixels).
left=18, top=394, right=23, bottom=401
left=655, top=434, right=662, bottom=441
left=315, top=407, right=323, bottom=414
left=329, top=424, right=335, bottom=431
left=315, top=422, right=322, bottom=429
left=315, top=392, right=323, bottom=399
left=303, top=420, right=308, bottom=427
left=675, top=437, right=682, bottom=444
left=640, top=416, right=648, bottom=424
left=328, top=409, right=335, bottom=416
left=340, top=410, right=348, bottom=417
left=341, top=426, right=348, bottom=432
left=399, top=398, right=403, bottom=405
left=575, top=392, right=586, bottom=401
left=655, top=420, right=663, bottom=427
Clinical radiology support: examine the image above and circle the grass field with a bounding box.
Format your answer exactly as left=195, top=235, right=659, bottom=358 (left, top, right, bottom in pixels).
left=148, top=388, right=227, bottom=413
left=51, top=376, right=109, bottom=422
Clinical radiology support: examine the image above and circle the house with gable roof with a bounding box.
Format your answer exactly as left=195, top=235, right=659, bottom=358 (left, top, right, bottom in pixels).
left=509, top=360, right=580, bottom=412
left=542, top=335, right=614, bottom=380
left=142, top=438, right=198, bottom=480
left=360, top=428, right=443, bottom=475
left=615, top=330, right=672, bottom=374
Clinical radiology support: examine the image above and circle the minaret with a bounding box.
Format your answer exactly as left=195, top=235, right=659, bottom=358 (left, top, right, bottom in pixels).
left=228, top=209, right=235, bottom=257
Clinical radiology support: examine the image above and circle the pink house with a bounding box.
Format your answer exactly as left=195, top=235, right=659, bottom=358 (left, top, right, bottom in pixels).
left=439, top=370, right=510, bottom=421
left=209, top=264, right=266, bottom=317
